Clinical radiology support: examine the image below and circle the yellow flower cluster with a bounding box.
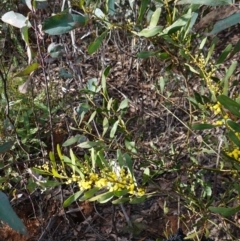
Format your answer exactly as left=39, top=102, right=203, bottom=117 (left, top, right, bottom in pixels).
left=192, top=53, right=219, bottom=95
left=102, top=169, right=145, bottom=196
left=213, top=120, right=224, bottom=126
left=65, top=168, right=145, bottom=197
left=37, top=163, right=50, bottom=172
left=196, top=53, right=206, bottom=68
left=209, top=102, right=222, bottom=115
left=37, top=151, right=146, bottom=199
left=226, top=148, right=240, bottom=161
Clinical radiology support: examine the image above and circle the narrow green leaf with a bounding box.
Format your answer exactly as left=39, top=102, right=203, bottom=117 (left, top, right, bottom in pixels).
left=43, top=12, right=88, bottom=35
left=57, top=144, right=63, bottom=160
left=107, top=98, right=113, bottom=111
left=62, top=134, right=82, bottom=147
left=185, top=63, right=199, bottom=74
left=97, top=150, right=109, bottom=168
left=49, top=151, right=56, bottom=169
left=222, top=61, right=237, bottom=96
left=130, top=195, right=146, bottom=204
left=149, top=8, right=161, bottom=27
left=136, top=26, right=163, bottom=37
left=0, top=141, right=14, bottom=153
left=137, top=0, right=150, bottom=23
left=206, top=37, right=218, bottom=64
left=63, top=156, right=84, bottom=179
left=13, top=63, right=39, bottom=78
left=194, top=91, right=204, bottom=105
left=185, top=231, right=199, bottom=240
left=188, top=11, right=198, bottom=31
left=217, top=95, right=240, bottom=117
left=78, top=141, right=105, bottom=148
left=199, top=36, right=207, bottom=50
left=112, top=197, right=130, bottom=204
left=41, top=180, right=61, bottom=188
left=217, top=95, right=240, bottom=108
left=177, top=0, right=232, bottom=6
left=228, top=130, right=240, bottom=148
left=70, top=149, right=76, bottom=175
left=107, top=0, right=115, bottom=16
left=143, top=167, right=150, bottom=184
left=82, top=187, right=99, bottom=199
left=160, top=12, right=193, bottom=35
left=113, top=189, right=129, bottom=197
left=95, top=152, right=104, bottom=169
left=137, top=51, right=157, bottom=58
left=157, top=52, right=170, bottom=60
left=192, top=123, right=216, bottom=130
left=52, top=168, right=66, bottom=178
left=117, top=149, right=125, bottom=167
left=88, top=31, right=107, bottom=54
left=217, top=44, right=232, bottom=65
left=229, top=40, right=240, bottom=59
left=0, top=191, right=27, bottom=235
left=209, top=205, right=240, bottom=217
left=91, top=148, right=96, bottom=170
left=103, top=65, right=111, bottom=76
left=125, top=140, right=137, bottom=154
left=123, top=153, right=133, bottom=175
left=88, top=191, right=114, bottom=203
left=21, top=26, right=31, bottom=63
left=117, top=98, right=129, bottom=111
left=63, top=190, right=84, bottom=207
left=101, top=66, right=110, bottom=98
left=102, top=117, right=109, bottom=137
left=32, top=167, right=52, bottom=176
left=87, top=111, right=97, bottom=124
left=206, top=13, right=240, bottom=36
left=227, top=120, right=240, bottom=133
left=110, top=120, right=119, bottom=138
left=158, top=76, right=165, bottom=94
left=57, top=144, right=65, bottom=170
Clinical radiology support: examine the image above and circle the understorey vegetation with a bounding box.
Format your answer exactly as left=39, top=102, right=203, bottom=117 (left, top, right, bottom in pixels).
left=0, top=0, right=240, bottom=240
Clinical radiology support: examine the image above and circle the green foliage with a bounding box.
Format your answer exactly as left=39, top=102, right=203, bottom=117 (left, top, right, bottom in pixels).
left=0, top=141, right=14, bottom=153
left=177, top=0, right=232, bottom=5
left=0, top=191, right=27, bottom=235
left=42, top=11, right=88, bottom=35
left=0, top=141, right=27, bottom=235
left=33, top=69, right=148, bottom=205
left=34, top=144, right=147, bottom=205
left=2, top=0, right=240, bottom=238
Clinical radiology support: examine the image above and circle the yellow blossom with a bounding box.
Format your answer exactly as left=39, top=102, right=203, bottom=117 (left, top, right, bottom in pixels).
left=89, top=173, right=99, bottom=181
left=107, top=172, right=118, bottom=182
left=95, top=178, right=107, bottom=188
left=223, top=114, right=229, bottom=119
left=72, top=174, right=78, bottom=182
left=232, top=150, right=239, bottom=160
left=78, top=180, right=92, bottom=190
left=66, top=179, right=73, bottom=184
left=128, top=183, right=135, bottom=194
left=214, top=120, right=223, bottom=126
left=137, top=188, right=146, bottom=196
left=227, top=149, right=240, bottom=161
